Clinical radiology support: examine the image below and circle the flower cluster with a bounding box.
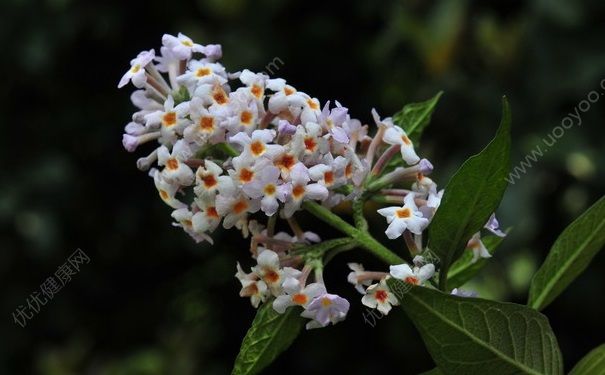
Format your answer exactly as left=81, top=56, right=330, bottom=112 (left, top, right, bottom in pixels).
left=119, top=33, right=505, bottom=329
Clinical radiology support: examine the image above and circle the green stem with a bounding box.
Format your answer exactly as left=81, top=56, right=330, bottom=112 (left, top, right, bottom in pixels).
left=352, top=196, right=368, bottom=231
left=302, top=201, right=404, bottom=265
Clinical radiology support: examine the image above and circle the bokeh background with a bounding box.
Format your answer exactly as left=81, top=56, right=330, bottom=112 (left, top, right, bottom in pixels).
left=1, top=0, right=604, bottom=374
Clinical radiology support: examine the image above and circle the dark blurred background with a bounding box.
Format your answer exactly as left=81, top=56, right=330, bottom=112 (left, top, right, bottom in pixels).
left=1, top=0, right=604, bottom=374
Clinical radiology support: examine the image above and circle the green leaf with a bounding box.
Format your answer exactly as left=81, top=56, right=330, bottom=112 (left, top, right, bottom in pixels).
left=387, top=281, right=563, bottom=375
left=428, top=97, right=511, bottom=290
left=569, top=344, right=605, bottom=375
left=528, top=195, right=605, bottom=311
left=393, top=91, right=443, bottom=144
left=447, top=234, right=506, bottom=289
left=232, top=302, right=305, bottom=375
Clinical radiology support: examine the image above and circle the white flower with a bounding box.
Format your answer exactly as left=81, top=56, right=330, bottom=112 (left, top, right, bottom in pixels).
left=252, top=249, right=301, bottom=295
left=283, top=163, right=328, bottom=218
left=273, top=278, right=326, bottom=313
left=301, top=293, right=350, bottom=330
left=361, top=278, right=399, bottom=315
left=383, top=126, right=420, bottom=165
left=118, top=49, right=155, bottom=88
left=184, top=98, right=227, bottom=146
left=157, top=140, right=195, bottom=185
left=178, top=60, right=228, bottom=87
left=299, top=96, right=322, bottom=125
left=467, top=232, right=491, bottom=263
left=151, top=169, right=186, bottom=209
left=215, top=192, right=260, bottom=229
left=242, top=165, right=290, bottom=216
left=235, top=263, right=268, bottom=308
left=389, top=262, right=435, bottom=286
left=171, top=207, right=213, bottom=243
left=162, top=32, right=209, bottom=60
left=144, top=95, right=191, bottom=145
left=377, top=193, right=429, bottom=239
left=266, top=78, right=301, bottom=114
left=346, top=263, right=373, bottom=294
left=230, top=129, right=283, bottom=167
left=193, top=160, right=224, bottom=197
left=308, top=154, right=345, bottom=189
left=224, top=89, right=260, bottom=135
left=192, top=196, right=221, bottom=233
left=239, top=69, right=268, bottom=103
left=194, top=81, right=231, bottom=107
left=291, top=122, right=328, bottom=158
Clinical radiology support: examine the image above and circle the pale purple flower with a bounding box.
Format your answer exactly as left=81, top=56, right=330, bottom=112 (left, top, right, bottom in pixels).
left=242, top=165, right=290, bottom=216
left=301, top=293, right=350, bottom=330
left=283, top=163, right=328, bottom=218
left=485, top=213, right=506, bottom=237
left=118, top=49, right=155, bottom=88
left=273, top=278, right=326, bottom=313
left=318, top=101, right=349, bottom=144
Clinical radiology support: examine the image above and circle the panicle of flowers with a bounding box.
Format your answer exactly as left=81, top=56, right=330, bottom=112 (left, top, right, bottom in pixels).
left=119, top=33, right=506, bottom=328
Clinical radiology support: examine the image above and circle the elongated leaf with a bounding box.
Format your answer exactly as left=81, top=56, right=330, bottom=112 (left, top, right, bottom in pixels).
left=232, top=302, right=305, bottom=375
left=393, top=91, right=443, bottom=143
left=387, top=281, right=563, bottom=375
left=569, top=344, right=605, bottom=375
left=447, top=234, right=506, bottom=288
left=528, top=195, right=605, bottom=311
left=428, top=97, right=511, bottom=289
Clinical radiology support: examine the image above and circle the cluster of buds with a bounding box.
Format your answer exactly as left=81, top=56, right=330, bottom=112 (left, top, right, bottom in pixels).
left=119, top=33, right=505, bottom=329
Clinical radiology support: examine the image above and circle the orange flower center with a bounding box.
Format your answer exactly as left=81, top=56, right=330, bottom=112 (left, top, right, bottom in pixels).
left=264, top=184, right=276, bottom=195
left=250, top=140, right=266, bottom=156
left=200, top=116, right=214, bottom=131
left=239, top=168, right=254, bottom=183
left=265, top=270, right=280, bottom=284
left=159, top=190, right=169, bottom=200
left=206, top=206, right=219, bottom=218
left=212, top=86, right=229, bottom=105
left=395, top=208, right=411, bottom=218
left=202, top=174, right=217, bottom=188
left=306, top=99, right=319, bottom=110
left=284, top=86, right=295, bottom=96
left=304, top=137, right=317, bottom=152
left=401, top=135, right=412, bottom=145
left=276, top=154, right=296, bottom=171
left=292, top=185, right=305, bottom=199
left=375, top=290, right=388, bottom=303
left=162, top=112, right=177, bottom=127
left=345, top=163, right=353, bottom=178
left=166, top=158, right=179, bottom=170
left=251, top=84, right=263, bottom=99
left=292, top=293, right=308, bottom=305
left=233, top=200, right=248, bottom=214
left=240, top=110, right=253, bottom=125
left=196, top=67, right=211, bottom=77
left=324, top=171, right=334, bottom=185
left=404, top=276, right=419, bottom=285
